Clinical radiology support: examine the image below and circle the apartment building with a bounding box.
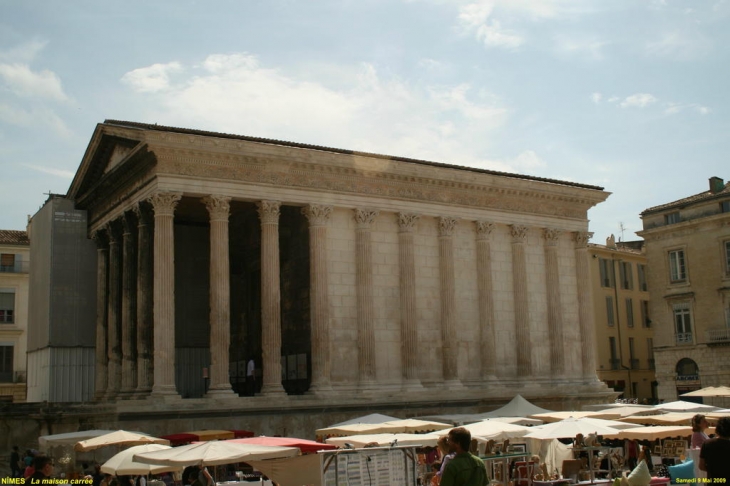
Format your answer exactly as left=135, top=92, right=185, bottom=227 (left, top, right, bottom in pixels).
left=0, top=229, right=30, bottom=402
left=637, top=176, right=730, bottom=403
left=590, top=236, right=656, bottom=402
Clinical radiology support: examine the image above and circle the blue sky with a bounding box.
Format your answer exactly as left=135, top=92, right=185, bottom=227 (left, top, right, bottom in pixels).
left=1, top=0, right=728, bottom=242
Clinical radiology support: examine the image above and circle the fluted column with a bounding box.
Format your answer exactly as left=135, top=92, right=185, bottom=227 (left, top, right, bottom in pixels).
left=574, top=231, right=597, bottom=379
left=205, top=195, right=236, bottom=396
left=303, top=204, right=333, bottom=393
left=397, top=213, right=422, bottom=390
left=105, top=220, right=122, bottom=400
left=119, top=212, right=138, bottom=398
left=92, top=229, right=109, bottom=401
left=438, top=216, right=460, bottom=385
left=258, top=201, right=286, bottom=396
left=543, top=228, right=565, bottom=377
left=149, top=192, right=182, bottom=398
left=475, top=221, right=497, bottom=379
left=133, top=202, right=154, bottom=398
left=354, top=208, right=378, bottom=388
left=510, top=224, right=532, bottom=378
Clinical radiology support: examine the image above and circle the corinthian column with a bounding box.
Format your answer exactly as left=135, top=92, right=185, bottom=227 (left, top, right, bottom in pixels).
left=574, top=231, right=597, bottom=379
left=133, top=202, right=153, bottom=398
left=302, top=204, right=333, bottom=393
left=438, top=216, right=460, bottom=386
left=475, top=221, right=497, bottom=379
left=205, top=195, right=235, bottom=396
left=354, top=208, right=379, bottom=388
left=510, top=224, right=532, bottom=378
left=256, top=201, right=286, bottom=396
left=105, top=220, right=122, bottom=400
left=543, top=228, right=565, bottom=377
left=397, top=213, right=422, bottom=390
left=92, top=229, right=109, bottom=401
left=119, top=212, right=138, bottom=398
left=149, top=192, right=182, bottom=398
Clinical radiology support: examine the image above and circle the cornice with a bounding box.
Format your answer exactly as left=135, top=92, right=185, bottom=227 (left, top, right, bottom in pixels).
left=151, top=146, right=599, bottom=220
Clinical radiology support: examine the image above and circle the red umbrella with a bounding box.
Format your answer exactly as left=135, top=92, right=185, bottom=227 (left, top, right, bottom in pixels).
left=228, top=437, right=336, bottom=454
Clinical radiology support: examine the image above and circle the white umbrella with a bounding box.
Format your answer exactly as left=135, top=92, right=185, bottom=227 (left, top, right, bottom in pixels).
left=329, top=413, right=400, bottom=427
left=603, top=425, right=704, bottom=441
left=462, top=420, right=530, bottom=441
left=589, top=406, right=662, bottom=419
left=620, top=412, right=699, bottom=426
left=39, top=430, right=116, bottom=449
left=655, top=401, right=721, bottom=413
left=529, top=411, right=605, bottom=423
left=316, top=419, right=450, bottom=437
left=523, top=417, right=621, bottom=439
left=101, top=444, right=182, bottom=475
left=680, top=386, right=730, bottom=398
left=133, top=440, right=299, bottom=467
left=75, top=430, right=170, bottom=452
left=326, top=433, right=440, bottom=448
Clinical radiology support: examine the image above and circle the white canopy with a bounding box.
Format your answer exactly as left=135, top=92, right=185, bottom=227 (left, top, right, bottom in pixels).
left=680, top=386, right=730, bottom=398
left=524, top=417, right=621, bottom=439
left=461, top=420, right=530, bottom=441
left=101, top=444, right=182, bottom=475
left=329, top=413, right=400, bottom=427
left=603, top=425, right=703, bottom=441
left=133, top=440, right=299, bottom=467
left=326, top=433, right=440, bottom=448
left=480, top=394, right=552, bottom=418
left=620, top=412, right=698, bottom=426
left=655, top=401, right=721, bottom=413
left=529, top=411, right=607, bottom=423
left=316, top=419, right=450, bottom=437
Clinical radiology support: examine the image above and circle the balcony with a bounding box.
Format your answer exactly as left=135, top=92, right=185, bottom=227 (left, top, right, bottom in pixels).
left=675, top=332, right=693, bottom=345
left=0, top=261, right=29, bottom=274
left=706, top=327, right=730, bottom=344
left=630, top=359, right=640, bottom=370
left=609, top=359, right=621, bottom=370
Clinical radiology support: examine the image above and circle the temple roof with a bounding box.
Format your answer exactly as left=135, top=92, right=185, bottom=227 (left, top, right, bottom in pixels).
left=102, top=119, right=605, bottom=191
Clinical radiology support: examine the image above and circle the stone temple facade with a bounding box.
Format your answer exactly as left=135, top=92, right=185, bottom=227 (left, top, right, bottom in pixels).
left=65, top=120, right=613, bottom=413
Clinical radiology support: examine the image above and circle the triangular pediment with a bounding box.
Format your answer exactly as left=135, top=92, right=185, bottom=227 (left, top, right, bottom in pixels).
left=67, top=124, right=145, bottom=200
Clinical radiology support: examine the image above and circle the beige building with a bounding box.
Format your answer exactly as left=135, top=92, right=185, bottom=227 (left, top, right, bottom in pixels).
left=637, top=176, right=730, bottom=403
left=0, top=229, right=30, bottom=402
left=28, top=120, right=618, bottom=421
left=589, top=237, right=656, bottom=402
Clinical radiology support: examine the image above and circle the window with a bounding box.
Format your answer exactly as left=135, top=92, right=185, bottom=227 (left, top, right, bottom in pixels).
left=0, top=345, right=12, bottom=382
left=673, top=302, right=693, bottom=344
left=629, top=337, right=638, bottom=370
left=721, top=201, right=730, bottom=213
left=626, top=298, right=634, bottom=328
left=668, top=249, right=686, bottom=283
left=0, top=291, right=15, bottom=324
left=620, top=261, right=634, bottom=290
left=647, top=338, right=655, bottom=370
left=0, top=254, right=15, bottom=273
left=665, top=212, right=680, bottom=224
left=609, top=337, right=619, bottom=370
left=599, top=258, right=614, bottom=288
left=637, top=264, right=648, bottom=291
left=725, top=241, right=730, bottom=276
left=606, top=296, right=615, bottom=327
left=641, top=300, right=650, bottom=328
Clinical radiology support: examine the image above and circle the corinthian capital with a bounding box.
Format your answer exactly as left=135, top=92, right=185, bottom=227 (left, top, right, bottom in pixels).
left=204, top=195, right=232, bottom=222
left=543, top=228, right=561, bottom=246
left=475, top=221, right=495, bottom=240
left=302, top=204, right=332, bottom=226
left=510, top=224, right=528, bottom=242
left=257, top=200, right=281, bottom=224
left=354, top=208, right=379, bottom=229
left=148, top=192, right=182, bottom=217
left=397, top=212, right=419, bottom=233
left=573, top=231, right=593, bottom=248
left=438, top=216, right=458, bottom=237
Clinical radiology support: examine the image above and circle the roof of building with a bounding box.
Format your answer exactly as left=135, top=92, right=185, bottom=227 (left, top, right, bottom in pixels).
left=642, top=180, right=730, bottom=215
left=103, top=119, right=605, bottom=191
left=0, top=229, right=29, bottom=246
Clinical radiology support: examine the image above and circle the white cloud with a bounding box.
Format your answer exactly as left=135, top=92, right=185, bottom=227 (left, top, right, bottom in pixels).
left=607, top=96, right=620, bottom=103
left=620, top=93, right=657, bottom=108
left=591, top=92, right=602, bottom=104
left=645, top=32, right=712, bottom=60
left=664, top=102, right=711, bottom=115
left=21, top=163, right=75, bottom=179
left=0, top=63, right=68, bottom=101
left=121, top=62, right=183, bottom=92
left=476, top=20, right=524, bottom=48
left=0, top=39, right=48, bottom=63
left=119, top=54, right=510, bottom=170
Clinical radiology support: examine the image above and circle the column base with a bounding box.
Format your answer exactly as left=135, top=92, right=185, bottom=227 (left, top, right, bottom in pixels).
left=442, top=379, right=463, bottom=390
left=206, top=385, right=237, bottom=398
left=259, top=384, right=287, bottom=397
left=131, top=387, right=152, bottom=400
left=149, top=384, right=181, bottom=400
left=401, top=379, right=424, bottom=392
left=307, top=382, right=333, bottom=395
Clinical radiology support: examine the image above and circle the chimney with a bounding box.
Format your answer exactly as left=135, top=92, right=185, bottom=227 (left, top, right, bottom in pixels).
left=709, top=176, right=724, bottom=193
